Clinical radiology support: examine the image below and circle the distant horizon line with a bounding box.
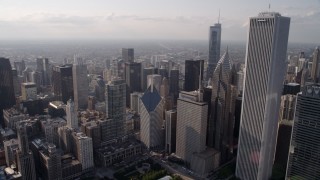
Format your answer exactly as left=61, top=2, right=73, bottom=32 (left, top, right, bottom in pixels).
left=0, top=38, right=318, bottom=45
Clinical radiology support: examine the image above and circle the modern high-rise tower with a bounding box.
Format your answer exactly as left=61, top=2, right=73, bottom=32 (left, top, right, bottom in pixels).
left=0, top=58, right=16, bottom=126
left=286, top=84, right=320, bottom=179
left=184, top=60, right=204, bottom=91
left=52, top=64, right=73, bottom=103
left=122, top=48, right=134, bottom=63
left=66, top=99, right=78, bottom=129
left=311, top=47, right=320, bottom=82
left=236, top=12, right=290, bottom=179
left=207, top=22, right=221, bottom=80
left=36, top=57, right=50, bottom=86
left=73, top=56, right=88, bottom=110
left=105, top=79, right=126, bottom=139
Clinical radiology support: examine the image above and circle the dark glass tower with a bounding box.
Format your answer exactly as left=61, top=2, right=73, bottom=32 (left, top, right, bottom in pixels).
left=52, top=64, right=74, bottom=103
left=207, top=23, right=221, bottom=80
left=184, top=60, right=204, bottom=91
left=122, top=48, right=134, bottom=63
left=0, top=58, right=15, bottom=126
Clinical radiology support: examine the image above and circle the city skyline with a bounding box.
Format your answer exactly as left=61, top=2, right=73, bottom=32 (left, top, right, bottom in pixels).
left=0, top=0, right=320, bottom=43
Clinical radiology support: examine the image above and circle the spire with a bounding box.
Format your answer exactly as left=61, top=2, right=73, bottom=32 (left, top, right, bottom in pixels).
left=218, top=9, right=221, bottom=24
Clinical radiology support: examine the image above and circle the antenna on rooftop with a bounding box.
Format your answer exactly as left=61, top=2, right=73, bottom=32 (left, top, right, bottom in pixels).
left=218, top=9, right=221, bottom=23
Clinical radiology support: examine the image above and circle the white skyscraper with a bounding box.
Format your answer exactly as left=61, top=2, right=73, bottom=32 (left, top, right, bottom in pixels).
left=73, top=55, right=88, bottom=110
left=66, top=99, right=78, bottom=129
left=236, top=12, right=290, bottom=179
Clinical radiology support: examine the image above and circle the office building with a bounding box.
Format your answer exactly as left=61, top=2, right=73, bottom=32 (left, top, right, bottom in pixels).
left=165, top=110, right=177, bottom=154
left=41, top=117, right=67, bottom=146
left=169, top=69, right=179, bottom=102
left=208, top=49, right=237, bottom=163
left=184, top=60, right=204, bottom=91
left=39, top=144, right=62, bottom=180
left=286, top=84, right=320, bottom=179
left=4, top=139, right=19, bottom=167
left=36, top=57, right=50, bottom=86
left=0, top=58, right=16, bottom=125
left=311, top=47, right=320, bottom=82
left=283, top=83, right=301, bottom=95
left=105, top=79, right=126, bottom=139
left=72, top=132, right=94, bottom=172
left=52, top=64, right=74, bottom=103
left=73, top=56, right=88, bottom=110
left=16, top=124, right=37, bottom=180
left=147, top=74, right=162, bottom=92
left=66, top=99, right=78, bottom=129
left=122, top=48, right=134, bottom=63
left=125, top=62, right=142, bottom=106
left=21, top=82, right=37, bottom=101
left=14, top=60, right=26, bottom=76
left=207, top=23, right=221, bottom=80
left=140, top=86, right=164, bottom=149
left=12, top=69, right=21, bottom=96
left=142, top=67, right=158, bottom=91
left=236, top=12, right=290, bottom=179
left=237, top=70, right=244, bottom=95
left=176, top=91, right=208, bottom=164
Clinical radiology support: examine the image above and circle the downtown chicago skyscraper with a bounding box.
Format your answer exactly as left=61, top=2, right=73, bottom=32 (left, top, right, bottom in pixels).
left=236, top=12, right=290, bottom=179
left=207, top=21, right=221, bottom=80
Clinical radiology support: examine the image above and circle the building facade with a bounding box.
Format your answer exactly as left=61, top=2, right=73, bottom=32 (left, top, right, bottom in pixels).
left=236, top=12, right=290, bottom=179
left=73, top=56, right=88, bottom=110
left=207, top=23, right=221, bottom=80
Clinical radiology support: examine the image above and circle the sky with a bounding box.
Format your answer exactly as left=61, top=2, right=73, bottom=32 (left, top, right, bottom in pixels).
left=0, top=0, right=320, bottom=43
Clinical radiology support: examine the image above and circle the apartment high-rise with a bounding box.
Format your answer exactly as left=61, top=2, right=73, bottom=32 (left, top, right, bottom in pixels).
left=105, top=79, right=126, bottom=139
left=286, top=84, right=320, bottom=179
left=122, top=48, right=134, bottom=63
left=73, top=56, right=88, bottom=110
left=236, top=12, right=290, bottom=179
left=52, top=64, right=73, bottom=103
left=311, top=47, right=320, bottom=82
left=165, top=110, right=177, bottom=154
left=184, top=60, right=204, bottom=91
left=207, top=23, right=221, bottom=80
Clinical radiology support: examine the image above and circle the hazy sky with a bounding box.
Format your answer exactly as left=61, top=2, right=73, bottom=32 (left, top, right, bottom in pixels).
left=1, top=0, right=320, bottom=43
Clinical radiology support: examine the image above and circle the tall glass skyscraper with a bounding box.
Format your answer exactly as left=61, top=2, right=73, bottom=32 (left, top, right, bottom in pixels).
left=207, top=23, right=221, bottom=80
left=286, top=84, right=320, bottom=179
left=236, top=12, right=290, bottom=179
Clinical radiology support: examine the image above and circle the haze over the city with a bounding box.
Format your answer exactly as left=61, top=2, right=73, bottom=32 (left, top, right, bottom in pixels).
left=1, top=0, right=320, bottom=43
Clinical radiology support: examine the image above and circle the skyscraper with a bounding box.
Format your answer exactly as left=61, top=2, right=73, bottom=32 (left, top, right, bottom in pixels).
left=0, top=58, right=16, bottom=126
left=207, top=23, right=221, bottom=80
left=286, top=84, right=320, bottom=179
left=236, top=12, right=290, bottom=179
left=122, top=48, right=134, bottom=63
left=142, top=67, right=158, bottom=91
left=105, top=79, right=126, bottom=139
left=73, top=56, right=88, bottom=110
left=140, top=85, right=164, bottom=149
left=66, top=99, right=78, bottom=129
left=125, top=62, right=142, bottom=106
left=176, top=91, right=208, bottom=164
left=52, top=64, right=74, bottom=103
left=184, top=60, right=204, bottom=91
left=36, top=57, right=50, bottom=86
left=311, top=47, right=320, bottom=82
left=16, top=123, right=37, bottom=180
left=72, top=132, right=94, bottom=172
left=169, top=69, right=179, bottom=102
left=207, top=49, right=237, bottom=163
